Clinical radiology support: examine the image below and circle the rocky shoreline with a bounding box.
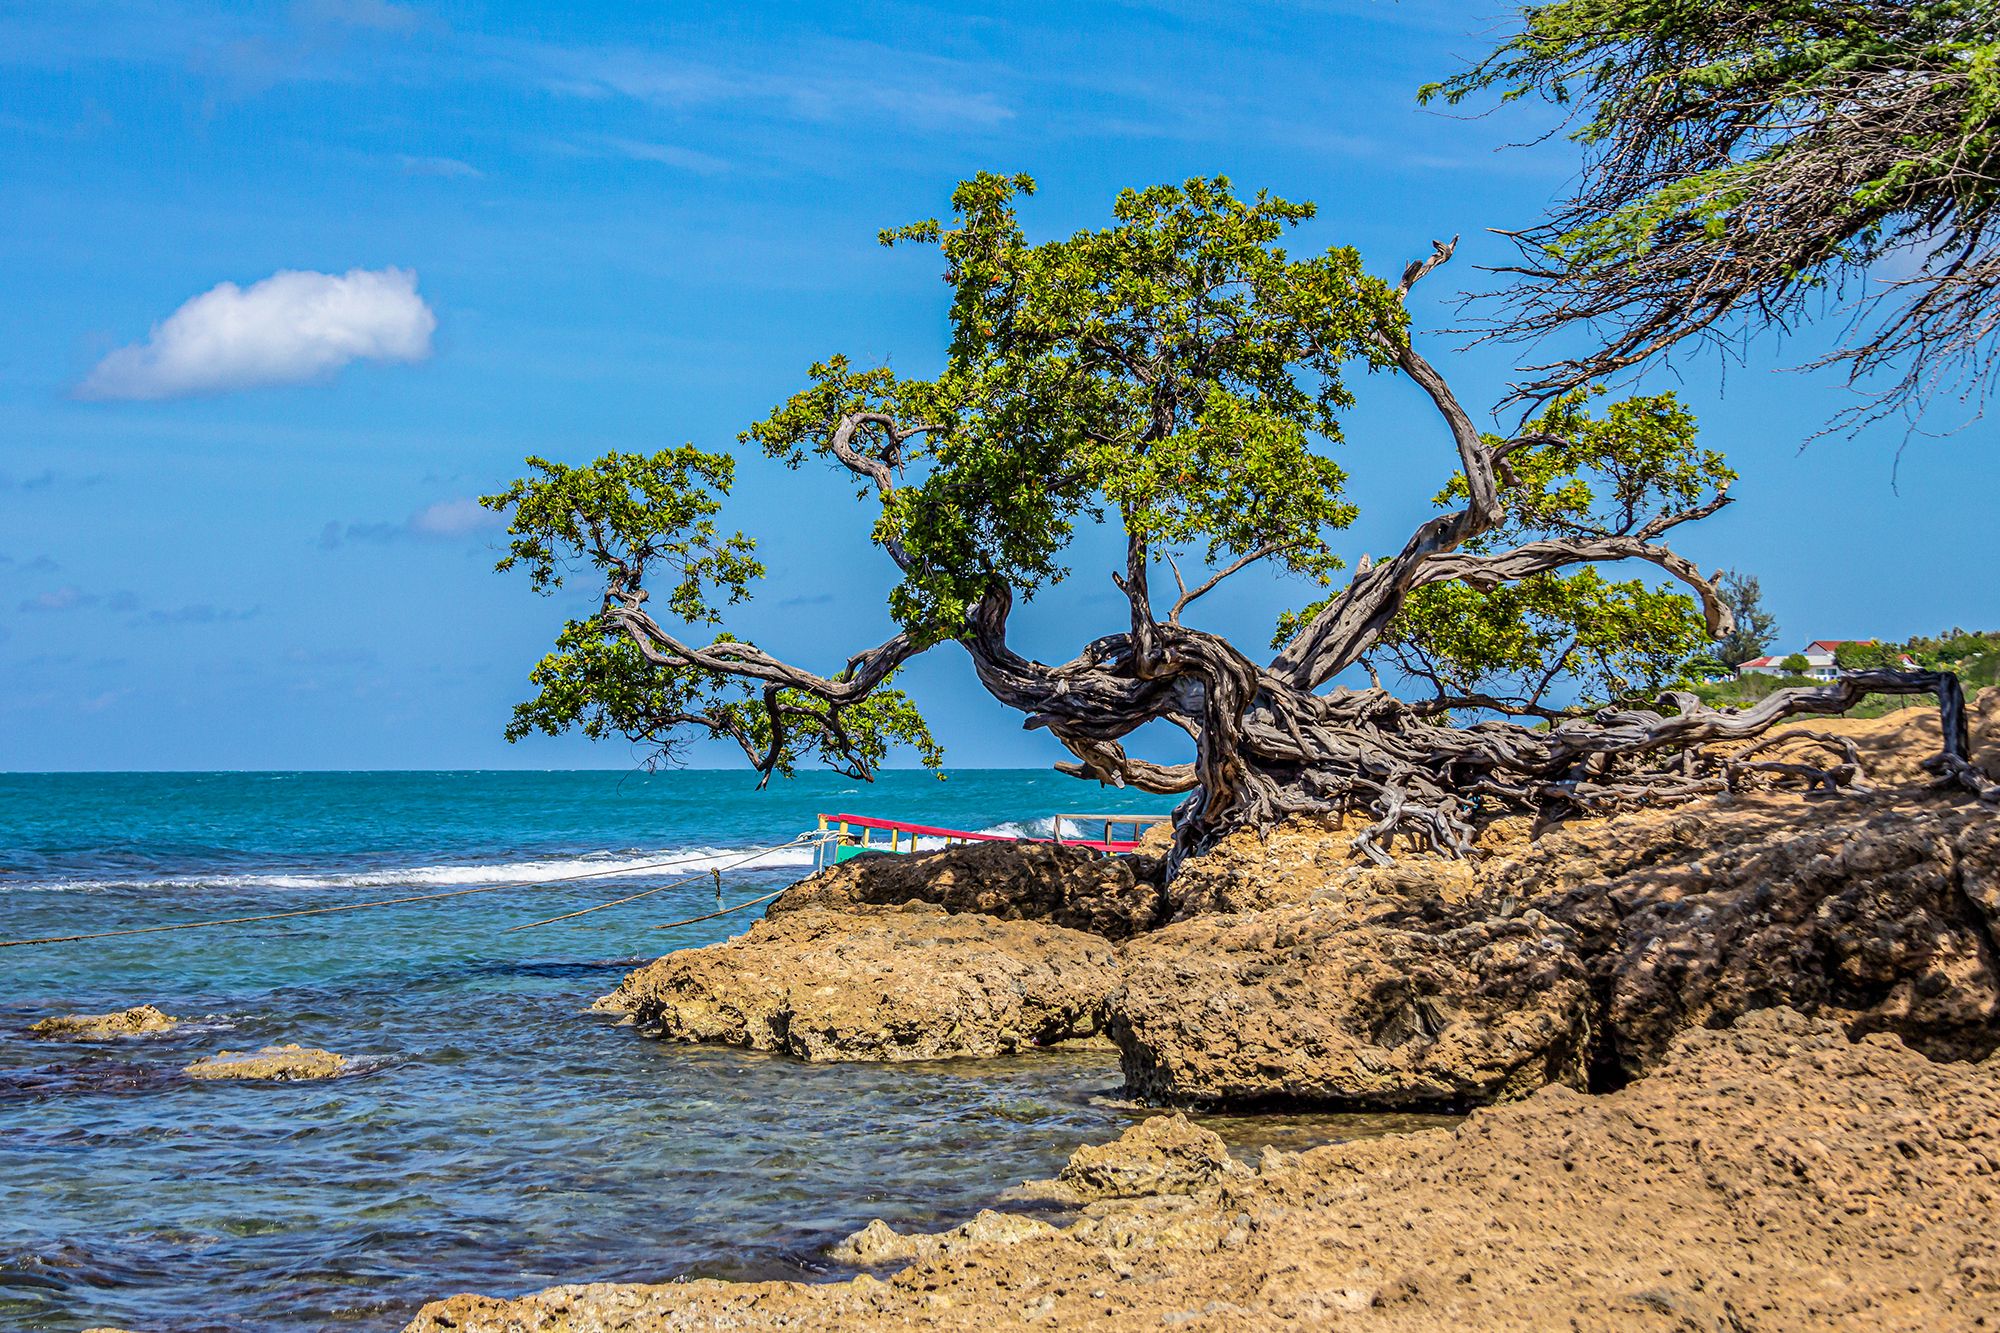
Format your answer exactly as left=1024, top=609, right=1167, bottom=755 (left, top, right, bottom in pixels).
left=399, top=698, right=2000, bottom=1330
left=407, top=1008, right=2000, bottom=1331
left=596, top=695, right=2000, bottom=1113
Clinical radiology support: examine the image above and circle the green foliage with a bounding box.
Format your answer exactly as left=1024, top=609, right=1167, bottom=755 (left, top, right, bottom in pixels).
left=751, top=174, right=1399, bottom=635
left=483, top=447, right=942, bottom=776
left=1424, top=0, right=2000, bottom=418
left=1716, top=570, right=1778, bottom=667
left=1383, top=570, right=1710, bottom=711
left=1445, top=389, right=1732, bottom=542
left=488, top=174, right=1762, bottom=776
left=1835, top=640, right=1898, bottom=670
left=503, top=617, right=942, bottom=778
left=1423, top=1, right=2000, bottom=258
left=1781, top=653, right=1813, bottom=674
left=1346, top=390, right=1728, bottom=711
left=482, top=447, right=762, bottom=622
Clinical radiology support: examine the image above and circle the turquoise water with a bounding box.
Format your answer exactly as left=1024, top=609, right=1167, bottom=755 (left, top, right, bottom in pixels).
left=0, top=771, right=1433, bottom=1332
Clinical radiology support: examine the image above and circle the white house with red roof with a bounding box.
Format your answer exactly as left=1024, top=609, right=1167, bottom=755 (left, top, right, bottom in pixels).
left=1737, top=639, right=1918, bottom=681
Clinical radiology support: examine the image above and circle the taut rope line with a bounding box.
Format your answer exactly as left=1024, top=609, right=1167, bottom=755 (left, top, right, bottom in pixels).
left=0, top=835, right=820, bottom=949
left=503, top=835, right=818, bottom=932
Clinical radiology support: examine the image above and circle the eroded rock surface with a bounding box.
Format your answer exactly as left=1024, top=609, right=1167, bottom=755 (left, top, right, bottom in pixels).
left=183, top=1044, right=348, bottom=1081
left=769, top=839, right=1164, bottom=940
left=28, top=1004, right=178, bottom=1040
left=1112, top=900, right=1594, bottom=1108
left=1048, top=1112, right=1242, bottom=1200
left=1531, top=801, right=2000, bottom=1077
left=831, top=1209, right=1061, bottom=1267
left=597, top=905, right=1118, bottom=1060
left=405, top=1008, right=2000, bottom=1332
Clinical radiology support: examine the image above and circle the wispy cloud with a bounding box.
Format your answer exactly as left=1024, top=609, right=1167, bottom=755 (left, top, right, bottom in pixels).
left=0, top=469, right=107, bottom=491
left=535, top=41, right=1014, bottom=131
left=143, top=603, right=261, bottom=625
left=318, top=497, right=503, bottom=548
left=0, top=553, right=61, bottom=573
left=18, top=585, right=139, bottom=614
left=549, top=136, right=731, bottom=175
left=79, top=267, right=437, bottom=401
left=398, top=153, right=482, bottom=178
left=292, top=0, right=428, bottom=34
left=12, top=584, right=254, bottom=625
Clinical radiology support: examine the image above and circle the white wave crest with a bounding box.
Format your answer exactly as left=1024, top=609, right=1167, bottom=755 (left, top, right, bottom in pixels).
left=24, top=844, right=818, bottom=893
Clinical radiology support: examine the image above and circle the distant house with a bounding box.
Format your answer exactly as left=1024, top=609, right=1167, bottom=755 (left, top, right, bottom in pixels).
left=1737, top=640, right=1917, bottom=681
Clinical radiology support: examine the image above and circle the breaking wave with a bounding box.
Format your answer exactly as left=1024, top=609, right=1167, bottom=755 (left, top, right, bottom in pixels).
left=20, top=844, right=819, bottom=893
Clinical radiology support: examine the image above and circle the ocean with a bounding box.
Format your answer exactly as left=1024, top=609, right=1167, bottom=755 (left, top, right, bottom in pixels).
left=0, top=770, right=1429, bottom=1332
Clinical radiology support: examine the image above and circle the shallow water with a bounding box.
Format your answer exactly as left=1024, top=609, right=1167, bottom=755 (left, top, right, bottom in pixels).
left=0, top=771, right=1447, bottom=1332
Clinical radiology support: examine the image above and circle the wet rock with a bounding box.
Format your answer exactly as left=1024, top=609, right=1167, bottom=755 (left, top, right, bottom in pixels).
left=28, top=1004, right=178, bottom=1040
left=598, top=904, right=1120, bottom=1061
left=183, top=1044, right=347, bottom=1082
left=1111, top=901, right=1594, bottom=1109
left=769, top=839, right=1164, bottom=940
left=1050, top=1112, right=1242, bottom=1200
left=831, top=1209, right=1060, bottom=1266
left=402, top=1007, right=2000, bottom=1332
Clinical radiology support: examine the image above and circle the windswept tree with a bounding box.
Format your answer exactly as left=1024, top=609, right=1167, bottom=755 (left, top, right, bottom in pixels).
left=488, top=176, right=1987, bottom=868
left=1426, top=1, right=2000, bottom=427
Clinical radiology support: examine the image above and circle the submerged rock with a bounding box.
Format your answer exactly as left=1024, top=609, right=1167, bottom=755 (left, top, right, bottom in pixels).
left=599, top=904, right=1119, bottom=1061
left=769, top=839, right=1165, bottom=940
left=1111, top=901, right=1594, bottom=1109
left=183, top=1044, right=347, bottom=1082
left=403, top=1007, right=2000, bottom=1331
left=28, top=1004, right=178, bottom=1040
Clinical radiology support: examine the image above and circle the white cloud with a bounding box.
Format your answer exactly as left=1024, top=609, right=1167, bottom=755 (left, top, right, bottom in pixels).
left=317, top=497, right=501, bottom=548
left=80, top=267, right=437, bottom=401
left=407, top=497, right=500, bottom=537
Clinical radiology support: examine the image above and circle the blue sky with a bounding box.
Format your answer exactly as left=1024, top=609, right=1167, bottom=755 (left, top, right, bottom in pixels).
left=2, top=0, right=1993, bottom=772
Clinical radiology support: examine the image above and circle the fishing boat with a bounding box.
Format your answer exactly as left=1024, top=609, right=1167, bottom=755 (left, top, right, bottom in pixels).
left=809, top=812, right=1168, bottom=871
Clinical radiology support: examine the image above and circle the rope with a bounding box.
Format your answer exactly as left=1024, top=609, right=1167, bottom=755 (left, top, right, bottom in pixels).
left=504, top=835, right=819, bottom=932
left=0, top=835, right=824, bottom=949
left=649, top=888, right=789, bottom=932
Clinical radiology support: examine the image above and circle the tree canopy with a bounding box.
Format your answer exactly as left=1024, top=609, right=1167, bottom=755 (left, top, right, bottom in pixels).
left=1427, top=0, right=2000, bottom=428
left=488, top=175, right=1985, bottom=864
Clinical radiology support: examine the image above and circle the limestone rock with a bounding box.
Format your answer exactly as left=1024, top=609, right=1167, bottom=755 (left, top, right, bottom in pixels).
left=1525, top=801, right=2000, bottom=1076
left=1111, top=900, right=1594, bottom=1109
left=1051, top=1112, right=1241, bottom=1200
left=831, top=1209, right=1060, bottom=1266
left=28, top=1004, right=178, bottom=1040
left=183, top=1043, right=347, bottom=1081
left=599, top=905, right=1120, bottom=1061
left=769, top=839, right=1164, bottom=940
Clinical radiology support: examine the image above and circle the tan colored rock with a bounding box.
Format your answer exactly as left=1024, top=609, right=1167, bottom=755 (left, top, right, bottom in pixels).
left=770, top=838, right=1164, bottom=939
left=404, top=1008, right=2000, bottom=1332
left=598, top=904, right=1119, bottom=1061
left=1050, top=1112, right=1242, bottom=1200
left=1111, top=900, right=1594, bottom=1109
left=183, top=1043, right=347, bottom=1081
left=28, top=1004, right=177, bottom=1040
left=831, top=1209, right=1060, bottom=1266
left=1521, top=800, right=2000, bottom=1074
